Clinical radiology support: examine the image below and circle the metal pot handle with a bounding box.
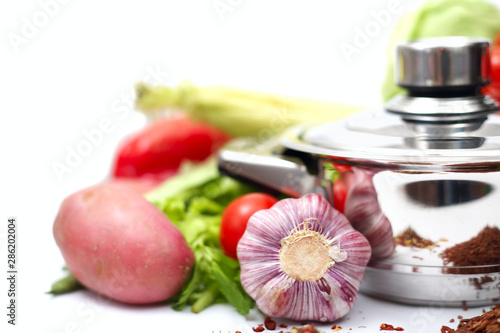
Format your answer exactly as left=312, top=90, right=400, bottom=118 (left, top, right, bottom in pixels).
left=217, top=138, right=333, bottom=202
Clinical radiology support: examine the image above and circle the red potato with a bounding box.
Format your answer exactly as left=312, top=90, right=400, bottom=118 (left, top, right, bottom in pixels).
left=53, top=183, right=194, bottom=304
left=103, top=177, right=166, bottom=195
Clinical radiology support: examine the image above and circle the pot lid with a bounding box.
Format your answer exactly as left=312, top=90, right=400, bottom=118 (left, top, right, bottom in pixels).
left=281, top=37, right=500, bottom=171
left=281, top=109, right=500, bottom=169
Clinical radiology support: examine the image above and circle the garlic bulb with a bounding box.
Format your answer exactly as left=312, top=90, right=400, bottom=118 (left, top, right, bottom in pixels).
left=343, top=167, right=395, bottom=259
left=237, top=193, right=371, bottom=322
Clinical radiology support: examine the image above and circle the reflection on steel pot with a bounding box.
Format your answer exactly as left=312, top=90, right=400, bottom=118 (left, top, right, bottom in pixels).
left=343, top=168, right=394, bottom=260
left=218, top=37, right=500, bottom=306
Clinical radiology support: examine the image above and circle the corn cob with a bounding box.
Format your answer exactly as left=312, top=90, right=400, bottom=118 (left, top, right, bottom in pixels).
left=135, top=81, right=364, bottom=137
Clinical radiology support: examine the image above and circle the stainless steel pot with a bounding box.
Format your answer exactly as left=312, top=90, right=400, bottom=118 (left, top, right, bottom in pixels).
left=218, top=37, right=500, bottom=307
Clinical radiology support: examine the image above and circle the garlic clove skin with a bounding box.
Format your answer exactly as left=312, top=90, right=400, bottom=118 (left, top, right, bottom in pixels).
left=343, top=168, right=395, bottom=259
left=237, top=193, right=371, bottom=322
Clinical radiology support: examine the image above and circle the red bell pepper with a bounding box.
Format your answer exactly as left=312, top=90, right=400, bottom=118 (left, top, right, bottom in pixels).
left=112, top=115, right=231, bottom=180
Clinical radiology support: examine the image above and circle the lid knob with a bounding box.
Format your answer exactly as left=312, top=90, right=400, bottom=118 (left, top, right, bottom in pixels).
left=386, top=37, right=499, bottom=132
left=396, top=37, right=491, bottom=92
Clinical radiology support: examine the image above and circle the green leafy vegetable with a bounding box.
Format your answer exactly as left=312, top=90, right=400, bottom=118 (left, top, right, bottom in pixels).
left=145, top=159, right=255, bottom=314
left=382, top=0, right=500, bottom=102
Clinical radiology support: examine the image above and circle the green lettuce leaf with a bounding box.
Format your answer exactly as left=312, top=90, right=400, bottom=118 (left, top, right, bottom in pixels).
left=145, top=158, right=255, bottom=314
left=382, top=0, right=500, bottom=102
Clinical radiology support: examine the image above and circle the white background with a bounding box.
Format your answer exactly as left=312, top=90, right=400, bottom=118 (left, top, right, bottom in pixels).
left=1, top=1, right=499, bottom=332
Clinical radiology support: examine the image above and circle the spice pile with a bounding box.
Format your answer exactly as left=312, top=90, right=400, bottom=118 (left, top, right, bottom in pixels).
left=249, top=321, right=319, bottom=333
left=394, top=227, right=437, bottom=249
left=440, top=304, right=500, bottom=332
left=393, top=225, right=500, bottom=273
left=441, top=226, right=500, bottom=273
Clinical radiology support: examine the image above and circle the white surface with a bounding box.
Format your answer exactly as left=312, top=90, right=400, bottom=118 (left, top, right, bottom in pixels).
left=1, top=1, right=499, bottom=332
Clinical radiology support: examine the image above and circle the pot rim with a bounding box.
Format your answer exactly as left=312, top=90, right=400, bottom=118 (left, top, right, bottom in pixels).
left=280, top=109, right=500, bottom=172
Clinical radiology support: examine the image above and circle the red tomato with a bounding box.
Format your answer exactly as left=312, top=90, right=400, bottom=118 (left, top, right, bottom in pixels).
left=483, top=39, right=500, bottom=103
left=220, top=193, right=279, bottom=260
left=490, top=47, right=500, bottom=82
left=333, top=171, right=353, bottom=214
left=113, top=115, right=231, bottom=180
left=332, top=162, right=352, bottom=174
left=333, top=177, right=347, bottom=214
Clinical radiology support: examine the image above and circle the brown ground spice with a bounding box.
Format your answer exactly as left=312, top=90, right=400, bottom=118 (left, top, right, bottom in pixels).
left=440, top=304, right=500, bottom=332
left=441, top=226, right=500, bottom=266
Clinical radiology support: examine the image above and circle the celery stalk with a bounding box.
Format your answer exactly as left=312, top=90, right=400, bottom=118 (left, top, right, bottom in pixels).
left=145, top=160, right=255, bottom=314
left=135, top=82, right=363, bottom=137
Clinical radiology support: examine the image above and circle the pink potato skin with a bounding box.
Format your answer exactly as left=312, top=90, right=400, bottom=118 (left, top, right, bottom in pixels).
left=53, top=183, right=194, bottom=304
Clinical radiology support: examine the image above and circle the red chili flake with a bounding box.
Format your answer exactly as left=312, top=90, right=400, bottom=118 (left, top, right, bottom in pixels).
left=253, top=327, right=265, bottom=332
left=457, top=315, right=463, bottom=319
left=332, top=325, right=342, bottom=331
left=450, top=319, right=455, bottom=323
left=302, top=324, right=316, bottom=333
left=380, top=323, right=395, bottom=330
left=440, top=304, right=500, bottom=332
left=395, top=327, right=404, bottom=331
left=264, top=317, right=277, bottom=330
left=279, top=324, right=288, bottom=328
left=332, top=325, right=337, bottom=329
left=470, top=276, right=494, bottom=290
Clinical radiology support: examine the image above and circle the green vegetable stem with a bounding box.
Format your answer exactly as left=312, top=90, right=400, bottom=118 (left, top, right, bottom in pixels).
left=47, top=272, right=83, bottom=295
left=145, top=159, right=255, bottom=314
